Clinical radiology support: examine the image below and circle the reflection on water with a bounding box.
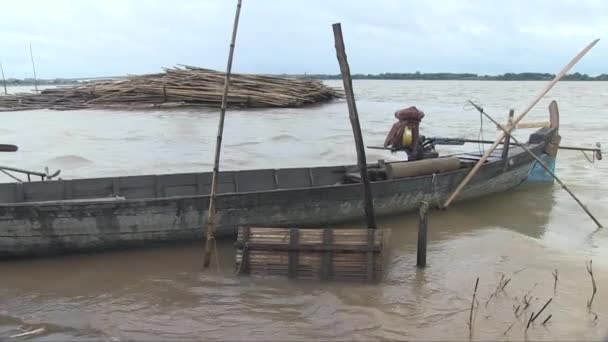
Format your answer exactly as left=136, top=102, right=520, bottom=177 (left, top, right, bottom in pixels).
left=1, top=81, right=608, bottom=340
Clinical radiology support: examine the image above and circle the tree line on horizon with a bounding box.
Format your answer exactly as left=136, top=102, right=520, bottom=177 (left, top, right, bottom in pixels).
left=298, top=71, right=608, bottom=81
left=2, top=72, right=607, bottom=87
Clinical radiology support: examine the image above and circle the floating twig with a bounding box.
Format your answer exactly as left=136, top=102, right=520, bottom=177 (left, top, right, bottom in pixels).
left=586, top=260, right=597, bottom=309
left=514, top=267, right=527, bottom=274
left=523, top=295, right=532, bottom=310
left=531, top=298, right=552, bottom=323
left=468, top=277, right=479, bottom=333
left=552, top=269, right=558, bottom=294
left=503, top=320, right=516, bottom=335
left=522, top=283, right=538, bottom=311
left=485, top=274, right=511, bottom=307
left=514, top=304, right=521, bottom=317
left=526, top=312, right=534, bottom=330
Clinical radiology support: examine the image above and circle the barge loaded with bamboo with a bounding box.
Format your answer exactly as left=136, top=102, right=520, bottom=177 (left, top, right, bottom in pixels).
left=0, top=66, right=342, bottom=111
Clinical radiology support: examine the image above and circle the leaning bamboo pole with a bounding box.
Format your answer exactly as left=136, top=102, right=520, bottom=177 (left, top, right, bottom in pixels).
left=203, top=0, right=243, bottom=269
left=443, top=39, right=600, bottom=208
left=29, top=44, right=38, bottom=93
left=0, top=62, right=7, bottom=95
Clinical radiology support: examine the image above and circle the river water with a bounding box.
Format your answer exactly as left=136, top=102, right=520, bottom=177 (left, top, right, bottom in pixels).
left=0, top=80, right=607, bottom=341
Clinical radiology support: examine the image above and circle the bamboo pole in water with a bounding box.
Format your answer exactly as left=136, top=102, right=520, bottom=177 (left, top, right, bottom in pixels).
left=0, top=62, right=7, bottom=95
left=469, top=100, right=603, bottom=228
left=332, top=23, right=376, bottom=229
left=203, top=0, right=243, bottom=269
left=443, top=39, right=600, bottom=208
left=29, top=44, right=38, bottom=93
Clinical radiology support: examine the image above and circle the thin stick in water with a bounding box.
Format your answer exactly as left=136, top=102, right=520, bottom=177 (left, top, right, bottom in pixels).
left=531, top=298, right=553, bottom=323
left=468, top=277, right=479, bottom=333
left=526, top=312, right=534, bottom=330
left=552, top=269, right=558, bottom=294
left=503, top=320, right=516, bottom=335
left=586, top=260, right=597, bottom=308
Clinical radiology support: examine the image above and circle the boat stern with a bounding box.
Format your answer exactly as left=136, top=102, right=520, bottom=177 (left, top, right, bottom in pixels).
left=526, top=100, right=561, bottom=184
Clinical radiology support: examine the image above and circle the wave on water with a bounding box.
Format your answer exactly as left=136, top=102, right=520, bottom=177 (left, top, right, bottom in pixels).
left=225, top=141, right=262, bottom=148
left=45, top=155, right=94, bottom=167
left=267, top=134, right=300, bottom=142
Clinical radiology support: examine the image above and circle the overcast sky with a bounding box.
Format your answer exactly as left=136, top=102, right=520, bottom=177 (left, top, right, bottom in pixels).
left=0, top=0, right=605, bottom=78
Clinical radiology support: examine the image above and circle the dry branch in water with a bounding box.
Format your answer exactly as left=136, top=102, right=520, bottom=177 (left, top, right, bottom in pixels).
left=503, top=320, right=516, bottom=336
left=586, top=260, right=597, bottom=309
left=526, top=312, right=534, bottom=331
left=514, top=304, right=521, bottom=317
left=0, top=66, right=342, bottom=111
left=485, top=274, right=512, bottom=307
left=468, top=277, right=480, bottom=334
left=531, top=298, right=553, bottom=323
left=552, top=269, right=558, bottom=294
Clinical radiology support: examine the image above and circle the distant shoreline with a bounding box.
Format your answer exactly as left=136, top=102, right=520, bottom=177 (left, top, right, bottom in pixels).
left=296, top=72, right=608, bottom=81
left=2, top=72, right=607, bottom=86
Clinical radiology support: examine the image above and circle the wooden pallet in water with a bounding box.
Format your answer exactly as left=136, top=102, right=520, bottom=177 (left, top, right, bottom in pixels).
left=235, top=227, right=389, bottom=282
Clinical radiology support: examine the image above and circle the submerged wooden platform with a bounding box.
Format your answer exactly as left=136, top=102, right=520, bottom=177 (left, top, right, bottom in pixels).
left=235, top=227, right=389, bottom=282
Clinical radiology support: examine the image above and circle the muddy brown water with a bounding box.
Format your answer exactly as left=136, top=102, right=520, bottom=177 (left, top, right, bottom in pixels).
left=1, top=80, right=608, bottom=341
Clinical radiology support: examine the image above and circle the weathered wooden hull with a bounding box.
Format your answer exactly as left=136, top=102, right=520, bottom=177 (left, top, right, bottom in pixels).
left=0, top=154, right=540, bottom=259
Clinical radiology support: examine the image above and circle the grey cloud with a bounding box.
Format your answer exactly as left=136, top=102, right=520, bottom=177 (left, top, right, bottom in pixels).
left=0, top=0, right=605, bottom=78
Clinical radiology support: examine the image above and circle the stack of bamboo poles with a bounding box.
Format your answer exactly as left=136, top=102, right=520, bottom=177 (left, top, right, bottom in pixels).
left=235, top=227, right=389, bottom=282
left=0, top=66, right=342, bottom=112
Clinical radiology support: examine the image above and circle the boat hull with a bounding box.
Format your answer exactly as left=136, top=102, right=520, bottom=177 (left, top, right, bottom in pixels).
left=0, top=157, right=538, bottom=259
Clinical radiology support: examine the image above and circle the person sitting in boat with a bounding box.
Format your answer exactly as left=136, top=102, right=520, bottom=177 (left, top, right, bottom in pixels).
left=383, top=106, right=427, bottom=161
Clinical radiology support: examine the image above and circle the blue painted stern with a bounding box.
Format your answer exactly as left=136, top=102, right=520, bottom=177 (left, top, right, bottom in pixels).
left=526, top=153, right=556, bottom=183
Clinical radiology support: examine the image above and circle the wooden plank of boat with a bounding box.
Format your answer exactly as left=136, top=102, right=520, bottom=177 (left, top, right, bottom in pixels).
left=20, top=196, right=126, bottom=205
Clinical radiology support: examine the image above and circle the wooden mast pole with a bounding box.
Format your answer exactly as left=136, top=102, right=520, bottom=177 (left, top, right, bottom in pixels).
left=443, top=39, right=599, bottom=208
left=332, top=23, right=376, bottom=229
left=0, top=62, right=7, bottom=95
left=469, top=100, right=602, bottom=228
left=203, top=0, right=243, bottom=268
left=29, top=44, right=38, bottom=93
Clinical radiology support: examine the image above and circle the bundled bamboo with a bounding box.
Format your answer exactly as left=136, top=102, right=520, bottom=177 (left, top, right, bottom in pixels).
left=0, top=66, right=342, bottom=112
left=235, top=227, right=389, bottom=282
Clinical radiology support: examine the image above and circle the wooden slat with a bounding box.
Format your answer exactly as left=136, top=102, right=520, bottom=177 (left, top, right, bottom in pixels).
left=235, top=227, right=388, bottom=282
left=288, top=228, right=299, bottom=278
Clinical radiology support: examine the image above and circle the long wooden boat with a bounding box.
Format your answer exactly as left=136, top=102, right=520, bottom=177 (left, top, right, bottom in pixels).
left=0, top=103, right=560, bottom=258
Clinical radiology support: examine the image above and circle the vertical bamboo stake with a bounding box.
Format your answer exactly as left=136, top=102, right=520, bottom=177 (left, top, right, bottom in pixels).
left=332, top=23, right=376, bottom=229
left=501, top=109, right=514, bottom=169
left=416, top=201, right=429, bottom=268
left=29, top=44, right=38, bottom=93
left=443, top=39, right=600, bottom=208
left=0, top=62, right=7, bottom=95
left=202, top=0, right=242, bottom=268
